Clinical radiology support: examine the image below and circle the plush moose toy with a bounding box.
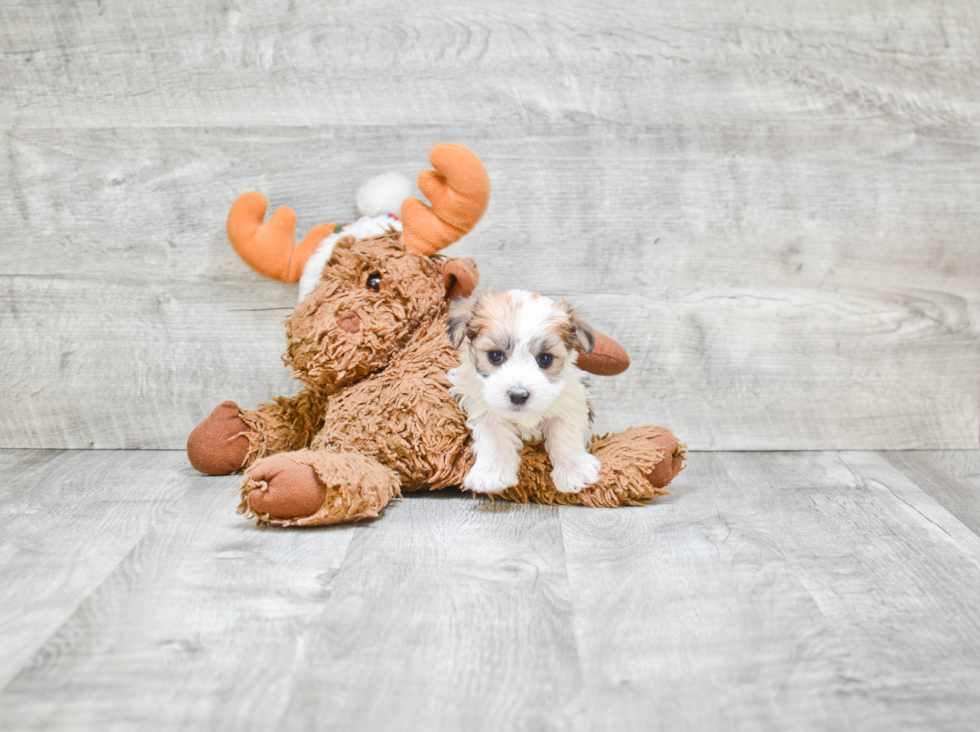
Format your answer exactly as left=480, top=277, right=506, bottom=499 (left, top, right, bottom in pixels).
left=187, top=144, right=686, bottom=526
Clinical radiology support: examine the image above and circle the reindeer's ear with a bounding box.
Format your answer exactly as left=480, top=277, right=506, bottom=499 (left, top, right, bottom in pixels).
left=446, top=296, right=476, bottom=349
left=576, top=330, right=630, bottom=376
left=442, top=258, right=479, bottom=301
left=557, top=301, right=596, bottom=355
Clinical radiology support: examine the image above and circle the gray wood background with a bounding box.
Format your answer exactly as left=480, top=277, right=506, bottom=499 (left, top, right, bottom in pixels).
left=2, top=0, right=979, bottom=451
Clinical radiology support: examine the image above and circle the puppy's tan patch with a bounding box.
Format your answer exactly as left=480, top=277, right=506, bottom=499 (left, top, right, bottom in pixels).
left=448, top=290, right=591, bottom=383
left=555, top=300, right=595, bottom=354
left=455, top=291, right=523, bottom=374
left=528, top=330, right=568, bottom=380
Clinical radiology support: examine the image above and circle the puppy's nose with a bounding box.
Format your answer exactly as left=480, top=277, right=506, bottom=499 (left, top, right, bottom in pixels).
left=508, top=387, right=530, bottom=406
left=337, top=311, right=360, bottom=333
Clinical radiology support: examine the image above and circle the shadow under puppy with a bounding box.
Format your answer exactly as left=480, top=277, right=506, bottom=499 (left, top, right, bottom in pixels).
left=447, top=289, right=600, bottom=494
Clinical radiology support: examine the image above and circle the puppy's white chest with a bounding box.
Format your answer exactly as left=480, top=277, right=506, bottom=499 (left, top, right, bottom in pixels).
left=510, top=418, right=545, bottom=444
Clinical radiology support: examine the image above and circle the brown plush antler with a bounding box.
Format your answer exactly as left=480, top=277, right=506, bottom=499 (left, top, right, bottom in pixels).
left=401, top=144, right=491, bottom=256
left=227, top=192, right=337, bottom=283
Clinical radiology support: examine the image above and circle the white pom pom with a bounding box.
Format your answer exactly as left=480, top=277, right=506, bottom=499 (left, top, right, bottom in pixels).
left=356, top=172, right=412, bottom=217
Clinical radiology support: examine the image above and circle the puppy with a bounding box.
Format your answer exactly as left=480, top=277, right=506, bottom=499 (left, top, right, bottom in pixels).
left=446, top=289, right=600, bottom=494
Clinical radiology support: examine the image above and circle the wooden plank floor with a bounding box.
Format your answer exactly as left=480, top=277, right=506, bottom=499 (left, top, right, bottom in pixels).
left=2, top=449, right=979, bottom=731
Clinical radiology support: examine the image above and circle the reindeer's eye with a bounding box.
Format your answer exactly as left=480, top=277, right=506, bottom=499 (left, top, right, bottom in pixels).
left=366, top=273, right=382, bottom=292
left=536, top=353, right=554, bottom=369
left=487, top=350, right=506, bottom=365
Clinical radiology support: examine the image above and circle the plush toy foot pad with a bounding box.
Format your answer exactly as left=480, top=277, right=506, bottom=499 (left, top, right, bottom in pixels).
left=187, top=401, right=249, bottom=475
left=645, top=432, right=686, bottom=489
left=244, top=455, right=326, bottom=519
left=239, top=450, right=402, bottom=527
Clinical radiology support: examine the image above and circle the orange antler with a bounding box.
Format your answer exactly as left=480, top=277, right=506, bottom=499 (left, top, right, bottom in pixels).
left=401, top=144, right=491, bottom=256
left=227, top=192, right=337, bottom=283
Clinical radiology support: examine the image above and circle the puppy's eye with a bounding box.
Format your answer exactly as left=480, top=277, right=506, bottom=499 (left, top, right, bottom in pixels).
left=367, top=273, right=382, bottom=292
left=536, top=353, right=554, bottom=369
left=487, top=350, right=506, bottom=365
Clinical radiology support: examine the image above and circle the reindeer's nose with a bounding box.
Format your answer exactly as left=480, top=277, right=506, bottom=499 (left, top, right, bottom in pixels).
left=337, top=311, right=360, bottom=333
left=508, top=387, right=529, bottom=406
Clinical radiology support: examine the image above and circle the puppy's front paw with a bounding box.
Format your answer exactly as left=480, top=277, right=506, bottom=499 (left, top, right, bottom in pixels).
left=551, top=453, right=601, bottom=493
left=464, top=462, right=519, bottom=494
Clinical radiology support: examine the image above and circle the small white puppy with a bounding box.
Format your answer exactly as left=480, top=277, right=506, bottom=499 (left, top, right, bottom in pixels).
left=446, top=289, right=601, bottom=494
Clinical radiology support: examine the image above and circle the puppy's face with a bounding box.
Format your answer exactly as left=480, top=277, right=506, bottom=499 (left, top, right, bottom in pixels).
left=447, top=290, right=594, bottom=420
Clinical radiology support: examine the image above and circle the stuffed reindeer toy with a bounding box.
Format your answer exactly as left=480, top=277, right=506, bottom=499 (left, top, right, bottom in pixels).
left=187, top=144, right=685, bottom=526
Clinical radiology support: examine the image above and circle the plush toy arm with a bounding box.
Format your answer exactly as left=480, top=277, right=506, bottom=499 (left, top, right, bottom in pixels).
left=187, top=401, right=250, bottom=475
left=238, top=385, right=332, bottom=467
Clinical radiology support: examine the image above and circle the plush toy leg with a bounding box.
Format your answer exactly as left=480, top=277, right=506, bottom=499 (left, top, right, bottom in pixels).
left=238, top=450, right=402, bottom=527
left=187, top=401, right=249, bottom=475
left=644, top=430, right=687, bottom=489
left=236, top=385, right=333, bottom=469
left=498, top=426, right=687, bottom=507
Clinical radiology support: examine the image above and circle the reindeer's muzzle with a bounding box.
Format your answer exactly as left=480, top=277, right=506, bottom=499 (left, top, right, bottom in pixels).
left=337, top=311, right=361, bottom=333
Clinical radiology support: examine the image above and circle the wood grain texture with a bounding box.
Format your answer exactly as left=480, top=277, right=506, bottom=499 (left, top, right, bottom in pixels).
left=726, top=451, right=980, bottom=729
left=561, top=451, right=980, bottom=731
left=279, top=495, right=584, bottom=732
left=838, top=450, right=980, bottom=570
left=2, top=0, right=979, bottom=450
left=878, top=450, right=980, bottom=537
left=0, top=455, right=584, bottom=731
left=1, top=1, right=978, bottom=129
left=5, top=448, right=980, bottom=730
left=0, top=452, right=355, bottom=731
left=0, top=450, right=196, bottom=690
left=581, top=288, right=977, bottom=449
left=560, top=454, right=863, bottom=731
left=3, top=124, right=978, bottom=449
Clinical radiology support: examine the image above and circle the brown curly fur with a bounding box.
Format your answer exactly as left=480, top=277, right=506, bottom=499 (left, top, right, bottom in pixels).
left=198, top=230, right=685, bottom=526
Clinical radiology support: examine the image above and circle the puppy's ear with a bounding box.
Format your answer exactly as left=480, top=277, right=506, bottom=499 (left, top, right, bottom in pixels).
left=446, top=296, right=476, bottom=349
left=558, top=300, right=595, bottom=355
